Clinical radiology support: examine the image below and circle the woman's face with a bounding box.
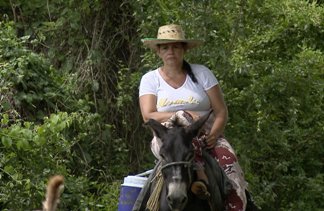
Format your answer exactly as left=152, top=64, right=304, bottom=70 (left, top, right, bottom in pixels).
left=157, top=42, right=186, bottom=66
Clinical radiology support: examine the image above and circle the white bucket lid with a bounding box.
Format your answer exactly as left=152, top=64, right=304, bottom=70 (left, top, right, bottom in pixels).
left=122, top=176, right=148, bottom=188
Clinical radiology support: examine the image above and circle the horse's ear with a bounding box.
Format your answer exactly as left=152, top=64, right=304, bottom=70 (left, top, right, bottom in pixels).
left=186, top=110, right=212, bottom=136
left=144, top=119, right=168, bottom=140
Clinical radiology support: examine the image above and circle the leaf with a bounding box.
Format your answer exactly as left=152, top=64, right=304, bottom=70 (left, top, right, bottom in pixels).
left=16, top=139, right=30, bottom=150
left=1, top=113, right=9, bottom=125
left=1, top=136, right=12, bottom=147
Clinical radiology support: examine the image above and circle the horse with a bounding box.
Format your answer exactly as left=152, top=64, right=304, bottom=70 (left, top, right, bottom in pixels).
left=140, top=112, right=232, bottom=211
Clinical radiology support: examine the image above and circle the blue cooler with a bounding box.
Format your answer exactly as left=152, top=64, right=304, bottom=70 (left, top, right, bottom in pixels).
left=118, top=175, right=148, bottom=211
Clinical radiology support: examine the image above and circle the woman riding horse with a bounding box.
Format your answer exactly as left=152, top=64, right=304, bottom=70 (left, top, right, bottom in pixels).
left=138, top=24, right=249, bottom=210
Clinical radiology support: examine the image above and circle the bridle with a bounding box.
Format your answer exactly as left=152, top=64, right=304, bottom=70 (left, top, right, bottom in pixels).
left=160, top=161, right=194, bottom=185
left=161, top=161, right=192, bottom=171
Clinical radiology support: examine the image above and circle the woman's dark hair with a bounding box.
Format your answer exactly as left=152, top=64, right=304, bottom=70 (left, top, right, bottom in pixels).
left=183, top=60, right=198, bottom=83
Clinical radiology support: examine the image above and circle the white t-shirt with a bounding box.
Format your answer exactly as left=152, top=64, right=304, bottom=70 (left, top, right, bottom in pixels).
left=139, top=64, right=218, bottom=116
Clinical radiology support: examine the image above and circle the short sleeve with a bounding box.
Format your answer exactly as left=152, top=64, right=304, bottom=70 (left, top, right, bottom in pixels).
left=191, top=64, right=218, bottom=90
left=139, top=70, right=159, bottom=97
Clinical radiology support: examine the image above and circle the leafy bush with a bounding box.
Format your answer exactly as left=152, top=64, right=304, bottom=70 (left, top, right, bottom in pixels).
left=0, top=20, right=72, bottom=122
left=0, top=20, right=125, bottom=209
left=0, top=110, right=124, bottom=210
left=0, top=0, right=323, bottom=210
left=134, top=0, right=324, bottom=210
left=225, top=1, right=324, bottom=209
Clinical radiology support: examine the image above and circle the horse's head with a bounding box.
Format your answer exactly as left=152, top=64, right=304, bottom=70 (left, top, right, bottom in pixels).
left=145, top=111, right=211, bottom=210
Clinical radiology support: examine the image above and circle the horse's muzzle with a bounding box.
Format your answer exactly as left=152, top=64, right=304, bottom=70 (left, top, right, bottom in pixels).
left=167, top=182, right=188, bottom=210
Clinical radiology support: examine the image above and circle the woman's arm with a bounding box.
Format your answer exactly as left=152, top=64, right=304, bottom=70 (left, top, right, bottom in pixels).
left=205, top=84, right=228, bottom=148
left=139, top=94, right=175, bottom=123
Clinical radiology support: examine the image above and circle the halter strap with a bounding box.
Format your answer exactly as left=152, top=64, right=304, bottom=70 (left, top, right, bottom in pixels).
left=160, top=161, right=193, bottom=185
left=160, top=161, right=192, bottom=171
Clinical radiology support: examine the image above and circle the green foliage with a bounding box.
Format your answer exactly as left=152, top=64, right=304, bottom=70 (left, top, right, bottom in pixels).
left=224, top=1, right=324, bottom=210
left=0, top=111, right=123, bottom=210
left=1, top=0, right=146, bottom=209
left=134, top=0, right=324, bottom=210
left=0, top=112, right=74, bottom=208
left=0, top=21, right=68, bottom=121
left=0, top=0, right=323, bottom=210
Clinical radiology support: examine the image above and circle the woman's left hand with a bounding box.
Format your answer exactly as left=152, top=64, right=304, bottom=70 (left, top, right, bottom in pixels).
left=205, top=133, right=218, bottom=149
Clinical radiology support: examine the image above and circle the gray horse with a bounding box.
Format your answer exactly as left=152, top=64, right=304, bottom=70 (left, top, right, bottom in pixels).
left=134, top=112, right=232, bottom=211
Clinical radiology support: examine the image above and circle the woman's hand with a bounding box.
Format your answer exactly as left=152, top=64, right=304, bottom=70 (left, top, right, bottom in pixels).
left=205, top=133, right=218, bottom=149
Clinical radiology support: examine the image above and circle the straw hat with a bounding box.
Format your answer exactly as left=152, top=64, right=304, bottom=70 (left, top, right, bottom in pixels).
left=141, top=24, right=203, bottom=51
